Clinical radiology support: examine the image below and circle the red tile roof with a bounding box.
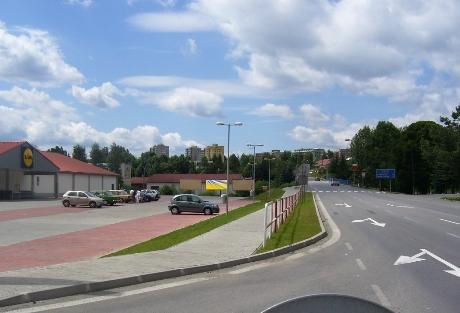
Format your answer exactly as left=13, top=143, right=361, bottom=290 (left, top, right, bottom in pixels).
left=131, top=173, right=244, bottom=184
left=316, top=159, right=331, bottom=168
left=42, top=151, right=117, bottom=176
left=0, top=141, right=25, bottom=155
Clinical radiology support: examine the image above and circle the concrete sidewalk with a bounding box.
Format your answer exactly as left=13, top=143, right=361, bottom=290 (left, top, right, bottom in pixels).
left=0, top=187, right=303, bottom=306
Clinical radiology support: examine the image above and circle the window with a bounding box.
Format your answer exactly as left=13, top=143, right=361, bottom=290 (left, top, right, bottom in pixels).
left=67, top=191, right=77, bottom=197
left=78, top=192, right=87, bottom=198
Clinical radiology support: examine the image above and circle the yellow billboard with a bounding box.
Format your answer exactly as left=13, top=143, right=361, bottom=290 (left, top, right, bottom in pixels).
left=206, top=180, right=227, bottom=190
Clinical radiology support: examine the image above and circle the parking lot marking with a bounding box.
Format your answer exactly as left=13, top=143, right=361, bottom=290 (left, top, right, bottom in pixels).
left=371, top=284, right=391, bottom=308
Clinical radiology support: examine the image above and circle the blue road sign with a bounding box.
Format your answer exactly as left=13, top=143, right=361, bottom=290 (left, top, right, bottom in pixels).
left=376, top=169, right=396, bottom=179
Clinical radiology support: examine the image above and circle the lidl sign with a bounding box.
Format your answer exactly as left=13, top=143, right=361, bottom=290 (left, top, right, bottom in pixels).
left=21, top=146, right=34, bottom=169
left=206, top=180, right=227, bottom=190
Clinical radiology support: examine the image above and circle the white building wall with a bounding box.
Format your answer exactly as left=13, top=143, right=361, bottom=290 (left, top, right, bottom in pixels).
left=58, top=173, right=73, bottom=194
left=20, top=175, right=32, bottom=191
left=103, top=176, right=116, bottom=190
left=33, top=175, right=54, bottom=194
left=90, top=175, right=103, bottom=191
left=75, top=174, right=89, bottom=191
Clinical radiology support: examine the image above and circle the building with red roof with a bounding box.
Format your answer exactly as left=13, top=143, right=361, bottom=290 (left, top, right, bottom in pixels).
left=0, top=141, right=117, bottom=199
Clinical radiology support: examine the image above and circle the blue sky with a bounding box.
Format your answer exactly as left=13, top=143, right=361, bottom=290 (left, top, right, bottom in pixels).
left=0, top=0, right=459, bottom=156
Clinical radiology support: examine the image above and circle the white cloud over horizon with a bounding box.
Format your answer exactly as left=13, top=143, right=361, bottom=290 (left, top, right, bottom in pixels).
left=127, top=11, right=215, bottom=32
left=0, top=86, right=201, bottom=155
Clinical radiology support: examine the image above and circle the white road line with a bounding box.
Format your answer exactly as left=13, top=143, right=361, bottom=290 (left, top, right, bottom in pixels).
left=354, top=191, right=359, bottom=193
left=347, top=191, right=352, bottom=193
left=440, top=218, right=460, bottom=225
left=3, top=278, right=210, bottom=313
left=340, top=191, right=345, bottom=193
left=356, top=258, right=367, bottom=271
left=447, top=232, right=460, bottom=239
left=326, top=191, right=331, bottom=193
left=229, top=262, right=270, bottom=275
left=404, top=216, right=418, bottom=223
left=333, top=191, right=338, bottom=192
left=318, top=191, right=323, bottom=193
left=345, top=242, right=353, bottom=251
left=371, top=284, right=392, bottom=308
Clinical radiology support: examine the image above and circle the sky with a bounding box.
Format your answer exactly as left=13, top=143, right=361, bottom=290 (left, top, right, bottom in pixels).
left=0, top=0, right=459, bottom=156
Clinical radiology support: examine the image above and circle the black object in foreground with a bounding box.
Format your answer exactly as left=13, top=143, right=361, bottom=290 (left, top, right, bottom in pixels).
left=261, top=294, right=395, bottom=313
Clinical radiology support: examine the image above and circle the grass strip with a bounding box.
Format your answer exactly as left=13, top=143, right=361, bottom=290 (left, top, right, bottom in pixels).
left=257, top=192, right=321, bottom=253
left=442, top=196, right=460, bottom=201
left=106, top=188, right=285, bottom=257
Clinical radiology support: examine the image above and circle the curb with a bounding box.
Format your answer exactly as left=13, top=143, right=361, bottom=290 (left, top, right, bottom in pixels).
left=0, top=192, right=328, bottom=308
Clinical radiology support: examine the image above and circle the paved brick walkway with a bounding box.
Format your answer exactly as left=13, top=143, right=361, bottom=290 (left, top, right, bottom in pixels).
left=0, top=198, right=253, bottom=272
left=0, top=206, right=90, bottom=222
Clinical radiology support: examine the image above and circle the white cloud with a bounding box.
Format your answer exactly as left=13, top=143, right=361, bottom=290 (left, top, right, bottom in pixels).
left=299, top=104, right=330, bottom=126
left=191, top=0, right=460, bottom=101
left=0, top=86, right=200, bottom=155
left=71, top=82, right=121, bottom=109
left=119, top=75, right=265, bottom=98
left=183, top=38, right=198, bottom=55
left=251, top=103, right=293, bottom=119
left=127, top=11, right=215, bottom=32
left=0, top=21, right=84, bottom=86
left=143, top=87, right=223, bottom=117
left=65, top=0, right=93, bottom=7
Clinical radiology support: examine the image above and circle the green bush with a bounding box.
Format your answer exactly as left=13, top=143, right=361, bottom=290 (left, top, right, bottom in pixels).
left=160, top=185, right=178, bottom=195
left=233, top=190, right=250, bottom=197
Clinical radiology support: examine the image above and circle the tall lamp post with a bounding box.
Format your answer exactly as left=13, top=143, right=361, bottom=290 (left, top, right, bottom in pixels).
left=264, top=157, right=276, bottom=198
left=216, top=122, right=243, bottom=214
left=247, top=144, right=264, bottom=199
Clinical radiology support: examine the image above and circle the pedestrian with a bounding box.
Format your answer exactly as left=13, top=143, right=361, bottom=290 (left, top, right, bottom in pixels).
left=135, top=190, right=140, bottom=203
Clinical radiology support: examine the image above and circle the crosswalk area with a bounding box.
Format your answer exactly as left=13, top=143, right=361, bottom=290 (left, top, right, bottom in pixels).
left=310, top=190, right=386, bottom=194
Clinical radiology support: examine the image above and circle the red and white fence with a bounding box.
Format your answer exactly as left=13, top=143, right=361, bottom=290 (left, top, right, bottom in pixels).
left=263, top=188, right=304, bottom=247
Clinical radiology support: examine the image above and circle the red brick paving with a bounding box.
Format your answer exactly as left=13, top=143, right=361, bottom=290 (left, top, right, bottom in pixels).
left=0, top=206, right=90, bottom=222
left=0, top=199, right=253, bottom=272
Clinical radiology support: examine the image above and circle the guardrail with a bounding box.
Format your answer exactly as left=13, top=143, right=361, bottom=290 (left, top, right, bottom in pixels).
left=262, top=187, right=305, bottom=247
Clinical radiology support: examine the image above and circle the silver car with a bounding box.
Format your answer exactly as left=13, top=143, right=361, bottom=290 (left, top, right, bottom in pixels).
left=62, top=191, right=104, bottom=208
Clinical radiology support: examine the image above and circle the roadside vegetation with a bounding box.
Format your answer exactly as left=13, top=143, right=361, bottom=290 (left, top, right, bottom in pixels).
left=257, top=192, right=321, bottom=253
left=442, top=196, right=460, bottom=201
left=106, top=188, right=284, bottom=257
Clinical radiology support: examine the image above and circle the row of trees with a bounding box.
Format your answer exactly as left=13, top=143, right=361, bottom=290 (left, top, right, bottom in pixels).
left=47, top=143, right=318, bottom=189
left=349, top=106, right=460, bottom=194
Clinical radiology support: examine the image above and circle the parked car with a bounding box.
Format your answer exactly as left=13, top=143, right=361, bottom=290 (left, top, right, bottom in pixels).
left=109, top=190, right=131, bottom=203
left=93, top=190, right=120, bottom=206
left=144, top=189, right=160, bottom=201
left=62, top=191, right=104, bottom=208
left=331, top=179, right=340, bottom=186
left=168, top=194, right=219, bottom=215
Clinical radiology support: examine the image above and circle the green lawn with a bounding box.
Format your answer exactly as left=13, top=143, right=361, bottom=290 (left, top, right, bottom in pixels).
left=257, top=192, right=321, bottom=253
left=442, top=196, right=460, bottom=201
left=106, top=188, right=285, bottom=257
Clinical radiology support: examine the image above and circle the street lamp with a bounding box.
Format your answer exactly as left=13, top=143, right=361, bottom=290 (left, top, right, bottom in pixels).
left=216, top=121, right=243, bottom=214
left=247, top=143, right=264, bottom=199
left=264, top=157, right=276, bottom=198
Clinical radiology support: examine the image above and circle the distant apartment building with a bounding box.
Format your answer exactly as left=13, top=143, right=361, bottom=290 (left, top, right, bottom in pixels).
left=271, top=150, right=281, bottom=158
left=339, top=148, right=351, bottom=160
left=152, top=144, right=169, bottom=158
left=186, top=146, right=204, bottom=162
left=204, top=144, right=224, bottom=161
left=310, top=148, right=326, bottom=162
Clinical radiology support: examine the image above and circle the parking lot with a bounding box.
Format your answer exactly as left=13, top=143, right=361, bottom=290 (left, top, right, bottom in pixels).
left=0, top=196, right=253, bottom=272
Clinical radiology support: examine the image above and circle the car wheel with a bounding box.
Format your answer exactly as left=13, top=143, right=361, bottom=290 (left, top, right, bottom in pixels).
left=63, top=200, right=70, bottom=207
left=89, top=201, right=97, bottom=208
left=204, top=208, right=212, bottom=215
left=170, top=207, right=180, bottom=215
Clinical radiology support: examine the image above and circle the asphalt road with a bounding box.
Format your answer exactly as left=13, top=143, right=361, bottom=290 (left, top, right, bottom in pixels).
left=4, top=182, right=459, bottom=313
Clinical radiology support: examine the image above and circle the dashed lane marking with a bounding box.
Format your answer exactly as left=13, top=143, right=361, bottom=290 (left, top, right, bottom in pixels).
left=371, top=284, right=392, bottom=308
left=447, top=232, right=460, bottom=239
left=345, top=242, right=353, bottom=251
left=356, top=258, right=367, bottom=271
left=440, top=218, right=460, bottom=225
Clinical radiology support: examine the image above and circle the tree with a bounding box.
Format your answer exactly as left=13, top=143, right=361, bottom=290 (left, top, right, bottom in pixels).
left=228, top=154, right=240, bottom=173
left=48, top=146, right=68, bottom=156
left=89, top=143, right=108, bottom=164
left=72, top=144, right=87, bottom=162
left=107, top=143, right=135, bottom=174
left=440, top=105, right=460, bottom=132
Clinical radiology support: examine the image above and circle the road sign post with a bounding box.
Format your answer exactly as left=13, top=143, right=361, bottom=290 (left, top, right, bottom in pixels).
left=376, top=169, right=396, bottom=192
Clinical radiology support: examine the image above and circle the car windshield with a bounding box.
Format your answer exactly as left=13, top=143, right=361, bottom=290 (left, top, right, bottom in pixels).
left=86, top=192, right=96, bottom=197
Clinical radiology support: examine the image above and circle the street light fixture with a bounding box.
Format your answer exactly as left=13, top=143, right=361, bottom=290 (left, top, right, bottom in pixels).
left=247, top=143, right=264, bottom=199
left=216, top=121, right=243, bottom=214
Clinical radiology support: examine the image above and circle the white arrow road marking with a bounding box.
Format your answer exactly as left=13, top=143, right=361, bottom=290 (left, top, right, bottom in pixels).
left=352, top=218, right=386, bottom=227
left=335, top=203, right=352, bottom=208
left=394, top=249, right=460, bottom=278
left=440, top=218, right=460, bottom=225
